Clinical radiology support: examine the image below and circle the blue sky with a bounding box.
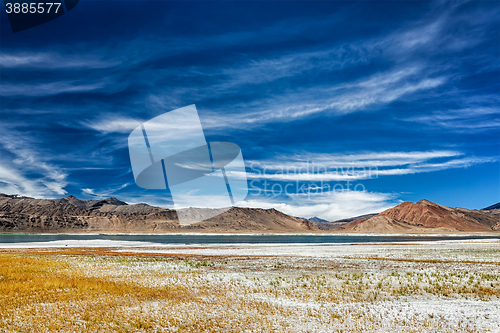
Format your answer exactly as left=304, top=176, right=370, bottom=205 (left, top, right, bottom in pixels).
left=1, top=0, right=499, bottom=220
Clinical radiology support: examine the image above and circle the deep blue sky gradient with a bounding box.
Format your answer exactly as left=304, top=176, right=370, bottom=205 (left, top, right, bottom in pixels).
left=0, top=0, right=499, bottom=220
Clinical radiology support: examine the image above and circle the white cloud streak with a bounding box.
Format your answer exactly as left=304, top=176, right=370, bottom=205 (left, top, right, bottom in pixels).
left=85, top=117, right=142, bottom=134
left=80, top=183, right=131, bottom=200
left=0, top=52, right=119, bottom=69
left=403, top=107, right=500, bottom=132
left=0, top=80, right=109, bottom=97
left=0, top=129, right=68, bottom=198
left=242, top=151, right=497, bottom=182
left=241, top=190, right=399, bottom=221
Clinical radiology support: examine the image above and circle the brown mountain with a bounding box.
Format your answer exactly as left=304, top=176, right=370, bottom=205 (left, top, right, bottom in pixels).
left=2, top=194, right=497, bottom=234
left=316, top=213, right=379, bottom=231
left=336, top=199, right=500, bottom=233
left=182, top=207, right=316, bottom=232
left=483, top=202, right=500, bottom=211
left=0, top=194, right=316, bottom=233
left=0, top=194, right=179, bottom=233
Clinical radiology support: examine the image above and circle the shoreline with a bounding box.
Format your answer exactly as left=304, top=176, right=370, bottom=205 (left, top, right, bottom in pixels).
left=0, top=237, right=498, bottom=249
left=1, top=231, right=500, bottom=236
left=2, top=233, right=499, bottom=249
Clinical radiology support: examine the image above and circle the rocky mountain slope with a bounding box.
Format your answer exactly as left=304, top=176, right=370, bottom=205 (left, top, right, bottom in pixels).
left=0, top=194, right=179, bottom=233
left=0, top=194, right=316, bottom=233
left=307, top=217, right=329, bottom=223
left=308, top=214, right=379, bottom=231
left=183, top=207, right=316, bottom=232
left=1, top=194, right=497, bottom=234
left=336, top=199, right=500, bottom=233
left=483, top=202, right=500, bottom=211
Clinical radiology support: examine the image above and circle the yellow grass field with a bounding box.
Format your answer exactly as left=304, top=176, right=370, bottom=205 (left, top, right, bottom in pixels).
left=0, top=242, right=499, bottom=332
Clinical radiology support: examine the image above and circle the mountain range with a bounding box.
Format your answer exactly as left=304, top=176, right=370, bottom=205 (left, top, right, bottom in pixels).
left=0, top=194, right=315, bottom=233
left=308, top=214, right=379, bottom=230
left=336, top=199, right=500, bottom=233
left=0, top=194, right=498, bottom=233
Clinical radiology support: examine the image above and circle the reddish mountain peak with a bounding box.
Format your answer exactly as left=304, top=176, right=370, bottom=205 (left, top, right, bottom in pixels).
left=363, top=200, right=494, bottom=232
left=380, top=201, right=455, bottom=226
left=417, top=199, right=438, bottom=206
left=338, top=198, right=498, bottom=233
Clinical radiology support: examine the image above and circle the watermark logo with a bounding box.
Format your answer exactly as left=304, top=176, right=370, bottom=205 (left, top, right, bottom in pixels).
left=128, top=105, right=248, bottom=225
left=4, top=0, right=79, bottom=33
left=248, top=161, right=378, bottom=199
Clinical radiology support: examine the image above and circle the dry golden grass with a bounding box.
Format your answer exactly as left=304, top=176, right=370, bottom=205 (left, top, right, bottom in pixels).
left=0, top=252, right=307, bottom=332
left=0, top=254, right=195, bottom=332
left=0, top=246, right=499, bottom=332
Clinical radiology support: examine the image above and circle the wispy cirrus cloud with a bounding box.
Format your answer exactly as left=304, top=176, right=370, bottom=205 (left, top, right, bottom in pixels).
left=80, top=182, right=131, bottom=200
left=1, top=0, right=498, bottom=213
left=85, top=116, right=143, bottom=134
left=71, top=0, right=486, bottom=134
left=0, top=80, right=111, bottom=97
left=139, top=65, right=447, bottom=131
left=243, top=150, right=497, bottom=182
left=0, top=128, right=68, bottom=197
left=0, top=52, right=120, bottom=69
left=402, top=107, right=500, bottom=132
left=139, top=1, right=497, bottom=130
left=86, top=67, right=446, bottom=133
left=0, top=164, right=64, bottom=198
left=5, top=0, right=497, bottom=128
left=242, top=190, right=400, bottom=221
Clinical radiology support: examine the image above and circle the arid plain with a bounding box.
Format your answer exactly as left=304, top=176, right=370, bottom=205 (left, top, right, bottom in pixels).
left=1, top=239, right=499, bottom=332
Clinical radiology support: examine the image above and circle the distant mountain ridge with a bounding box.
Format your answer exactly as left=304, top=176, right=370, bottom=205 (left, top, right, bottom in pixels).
left=0, top=194, right=497, bottom=234
left=307, top=217, right=329, bottom=223
left=308, top=213, right=379, bottom=230
left=483, top=202, right=500, bottom=211
left=336, top=199, right=500, bottom=233
left=0, top=194, right=178, bottom=233
left=0, top=194, right=316, bottom=233
left=57, top=195, right=127, bottom=210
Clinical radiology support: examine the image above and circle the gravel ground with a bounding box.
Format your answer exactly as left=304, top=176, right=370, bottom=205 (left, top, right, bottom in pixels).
left=1, top=240, right=499, bottom=332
